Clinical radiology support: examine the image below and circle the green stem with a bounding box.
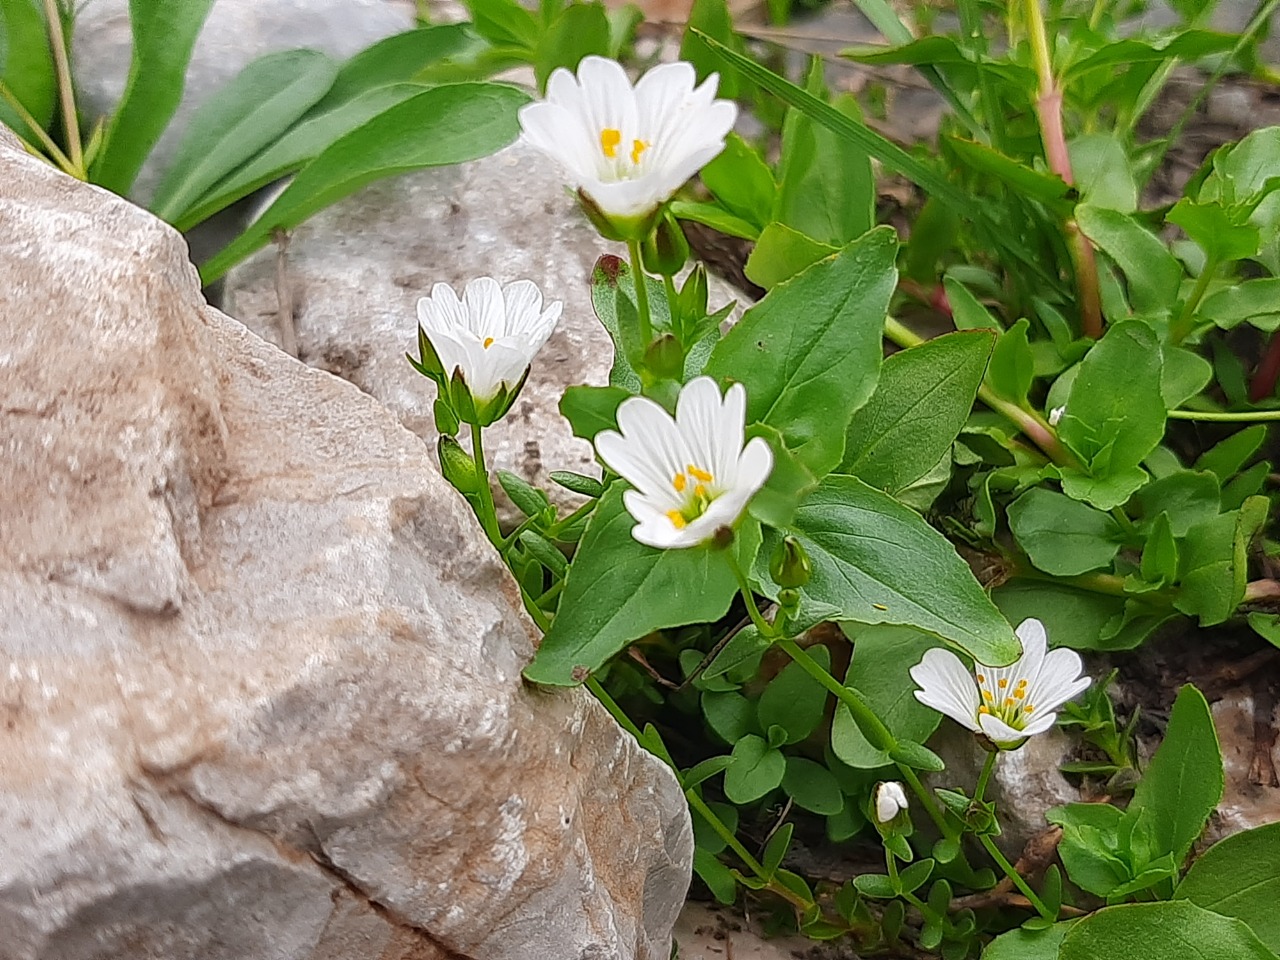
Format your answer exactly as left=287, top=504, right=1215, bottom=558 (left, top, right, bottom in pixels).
left=0, top=79, right=75, bottom=172
left=547, top=498, right=598, bottom=538
left=1171, top=256, right=1217, bottom=345
left=663, top=273, right=681, bottom=341
left=727, top=553, right=777, bottom=638
left=974, top=750, right=997, bottom=805
left=1168, top=408, right=1280, bottom=422
left=627, top=238, right=654, bottom=352
left=979, top=832, right=1055, bottom=920
left=469, top=425, right=502, bottom=547
left=41, top=0, right=82, bottom=176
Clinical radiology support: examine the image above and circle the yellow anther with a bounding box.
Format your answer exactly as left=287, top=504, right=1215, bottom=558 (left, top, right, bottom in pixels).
left=687, top=464, right=713, bottom=482
left=1015, top=678, right=1028, bottom=689
left=1005, top=697, right=1016, bottom=708
left=978, top=705, right=991, bottom=715
left=630, top=138, right=649, bottom=164
left=1025, top=704, right=1035, bottom=713
left=666, top=510, right=687, bottom=529
left=673, top=473, right=687, bottom=493
left=694, top=483, right=706, bottom=499
left=1014, top=689, right=1026, bottom=700
left=600, top=128, right=621, bottom=159
left=982, top=690, right=995, bottom=702
left=483, top=337, right=495, bottom=349
left=976, top=674, right=986, bottom=684
left=998, top=678, right=1008, bottom=689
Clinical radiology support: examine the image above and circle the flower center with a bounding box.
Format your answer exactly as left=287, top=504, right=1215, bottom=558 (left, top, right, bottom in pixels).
left=665, top=463, right=716, bottom=530
left=975, top=673, right=1036, bottom=728
left=599, top=127, right=650, bottom=173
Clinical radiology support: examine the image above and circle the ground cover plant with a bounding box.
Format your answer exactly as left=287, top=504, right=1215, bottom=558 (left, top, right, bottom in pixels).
left=6, top=0, right=1278, bottom=955
left=407, top=0, right=1280, bottom=956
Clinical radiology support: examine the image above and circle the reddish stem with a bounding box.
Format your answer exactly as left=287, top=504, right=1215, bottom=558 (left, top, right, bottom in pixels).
left=1251, top=334, right=1280, bottom=402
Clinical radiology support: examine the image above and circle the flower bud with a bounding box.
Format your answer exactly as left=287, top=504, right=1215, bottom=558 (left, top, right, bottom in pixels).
left=643, top=333, right=684, bottom=381
left=641, top=209, right=690, bottom=278
left=437, top=435, right=479, bottom=494
left=677, top=263, right=710, bottom=326
left=769, top=535, right=811, bottom=589
left=874, top=781, right=909, bottom=824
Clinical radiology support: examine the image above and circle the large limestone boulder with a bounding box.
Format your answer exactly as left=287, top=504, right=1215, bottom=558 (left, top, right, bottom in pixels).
left=71, top=0, right=416, bottom=202
left=0, top=126, right=691, bottom=960
left=222, top=140, right=747, bottom=526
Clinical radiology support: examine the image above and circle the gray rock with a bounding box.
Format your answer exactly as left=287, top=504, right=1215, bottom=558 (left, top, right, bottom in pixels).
left=1206, top=690, right=1280, bottom=847
left=222, top=139, right=748, bottom=527
left=930, top=723, right=1081, bottom=855
left=71, top=0, right=415, bottom=203
left=0, top=124, right=691, bottom=960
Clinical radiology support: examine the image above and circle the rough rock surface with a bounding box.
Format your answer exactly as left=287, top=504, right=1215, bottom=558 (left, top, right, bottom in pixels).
left=222, top=140, right=748, bottom=526
left=1207, top=690, right=1280, bottom=845
left=71, top=0, right=416, bottom=202
left=0, top=126, right=691, bottom=960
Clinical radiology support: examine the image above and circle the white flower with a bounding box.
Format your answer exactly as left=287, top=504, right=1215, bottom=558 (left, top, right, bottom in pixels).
left=874, top=782, right=909, bottom=824
left=416, top=277, right=561, bottom=405
left=1049, top=405, right=1065, bottom=427
left=518, top=56, right=737, bottom=224
left=909, top=619, right=1090, bottom=749
left=594, top=377, right=773, bottom=549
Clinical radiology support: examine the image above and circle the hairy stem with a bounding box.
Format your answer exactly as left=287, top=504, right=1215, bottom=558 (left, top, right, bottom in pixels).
left=469, top=426, right=502, bottom=547
left=627, top=238, right=654, bottom=353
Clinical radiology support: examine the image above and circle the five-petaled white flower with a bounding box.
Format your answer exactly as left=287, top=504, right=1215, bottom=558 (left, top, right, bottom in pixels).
left=910, top=618, right=1090, bottom=749
left=416, top=277, right=562, bottom=406
left=874, top=781, right=909, bottom=824
left=594, top=377, right=773, bottom=549
left=518, top=56, right=737, bottom=228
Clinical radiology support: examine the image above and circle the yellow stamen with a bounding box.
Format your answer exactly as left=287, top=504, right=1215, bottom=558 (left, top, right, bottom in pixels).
left=979, top=705, right=990, bottom=715
left=982, top=690, right=994, bottom=702
left=976, top=674, right=986, bottom=684
left=1025, top=704, right=1035, bottom=713
left=998, top=678, right=1008, bottom=688
left=694, top=483, right=706, bottom=499
left=666, top=510, right=687, bottom=529
left=673, top=473, right=687, bottom=492
left=1014, top=689, right=1026, bottom=700
left=1004, top=698, right=1016, bottom=708
left=687, top=465, right=713, bottom=482
left=630, top=138, right=649, bottom=164
left=483, top=337, right=495, bottom=349
left=600, top=128, right=621, bottom=159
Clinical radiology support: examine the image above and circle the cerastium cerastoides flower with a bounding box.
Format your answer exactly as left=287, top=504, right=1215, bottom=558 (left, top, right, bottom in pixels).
left=412, top=277, right=562, bottom=427
left=910, top=618, right=1090, bottom=750
left=518, top=56, right=737, bottom=238
left=874, top=781, right=909, bottom=825
left=594, top=376, right=773, bottom=549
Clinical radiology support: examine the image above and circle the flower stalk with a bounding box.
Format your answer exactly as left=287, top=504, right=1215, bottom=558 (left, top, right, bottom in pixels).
left=42, top=0, right=84, bottom=178
left=626, top=238, right=655, bottom=355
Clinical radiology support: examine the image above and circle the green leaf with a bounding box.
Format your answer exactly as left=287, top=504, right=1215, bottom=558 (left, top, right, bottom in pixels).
left=994, top=580, right=1176, bottom=651
left=1201, top=278, right=1280, bottom=332
left=1169, top=198, right=1261, bottom=262
left=176, top=83, right=428, bottom=230
left=705, top=227, right=898, bottom=476
left=498, top=470, right=550, bottom=518
left=1248, top=612, right=1280, bottom=649
left=681, top=0, right=746, bottom=99
left=1059, top=321, right=1166, bottom=490
left=668, top=200, right=760, bottom=241
left=1195, top=424, right=1267, bottom=482
left=559, top=384, right=629, bottom=442
left=782, top=757, right=844, bottom=815
left=1134, top=469, right=1221, bottom=536
left=981, top=923, right=1071, bottom=960
left=523, top=484, right=739, bottom=685
left=702, top=690, right=757, bottom=744
left=1162, top=345, right=1214, bottom=408
left=1130, top=685, right=1224, bottom=866
left=1059, top=901, right=1279, bottom=960
left=1140, top=513, right=1180, bottom=586
left=1070, top=134, right=1138, bottom=213
left=199, top=82, right=528, bottom=283
left=1176, top=497, right=1268, bottom=625
left=1177, top=822, right=1280, bottom=952
left=745, top=423, right=818, bottom=529
left=945, top=277, right=1004, bottom=331
left=830, top=625, right=941, bottom=768
left=0, top=0, right=55, bottom=143
left=317, top=25, right=476, bottom=109
left=1008, top=488, right=1122, bottom=576
left=947, top=137, right=1072, bottom=210
left=534, top=2, right=610, bottom=92
left=987, top=319, right=1035, bottom=406
left=466, top=0, right=539, bottom=49
left=774, top=63, right=874, bottom=247
left=700, top=132, right=775, bottom=230
left=723, top=734, right=786, bottom=803
left=91, top=0, right=217, bottom=195
left=151, top=50, right=339, bottom=221
left=761, top=822, right=793, bottom=877
left=1076, top=205, right=1183, bottom=315
left=585, top=254, right=671, bottom=391
left=704, top=624, right=771, bottom=680
left=693, top=848, right=738, bottom=904
left=743, top=222, right=837, bottom=290
left=841, top=330, right=993, bottom=494
left=757, top=645, right=831, bottom=744
left=770, top=476, right=1019, bottom=665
